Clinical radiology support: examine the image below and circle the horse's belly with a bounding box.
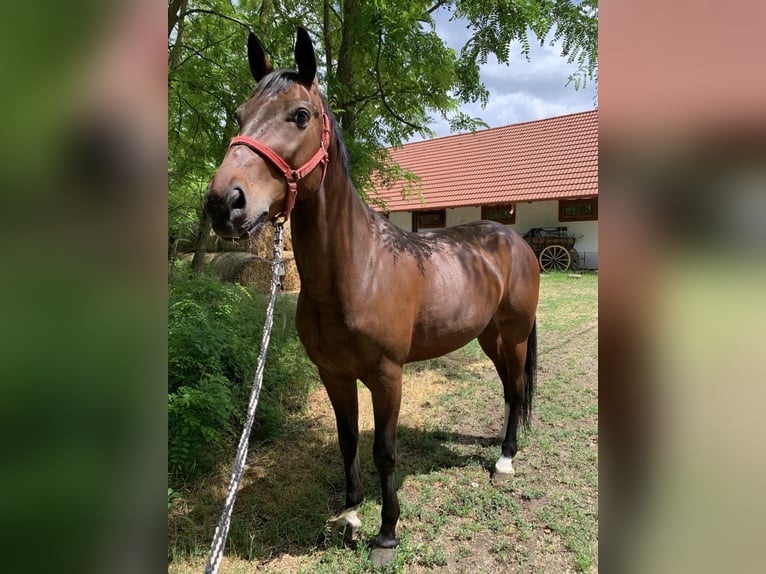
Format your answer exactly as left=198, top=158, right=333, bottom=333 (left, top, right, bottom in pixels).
left=402, top=255, right=504, bottom=361
left=405, top=330, right=480, bottom=363
left=406, top=300, right=494, bottom=362
left=297, top=295, right=411, bottom=375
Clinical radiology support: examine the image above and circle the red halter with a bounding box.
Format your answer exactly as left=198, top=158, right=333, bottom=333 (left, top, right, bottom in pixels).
left=229, top=110, right=331, bottom=222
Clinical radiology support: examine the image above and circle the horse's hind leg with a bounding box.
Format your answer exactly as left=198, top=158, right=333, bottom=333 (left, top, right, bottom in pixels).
left=478, top=322, right=528, bottom=477
left=322, top=369, right=364, bottom=540
left=496, top=338, right=528, bottom=477
left=478, top=322, right=510, bottom=439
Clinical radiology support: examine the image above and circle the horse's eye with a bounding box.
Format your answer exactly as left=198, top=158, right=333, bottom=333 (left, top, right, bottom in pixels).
left=294, top=109, right=311, bottom=127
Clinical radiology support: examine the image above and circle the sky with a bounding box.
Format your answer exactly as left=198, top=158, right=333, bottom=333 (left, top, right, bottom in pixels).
left=407, top=7, right=597, bottom=142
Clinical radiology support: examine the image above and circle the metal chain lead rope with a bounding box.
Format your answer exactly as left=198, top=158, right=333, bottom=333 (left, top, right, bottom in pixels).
left=204, top=223, right=285, bottom=574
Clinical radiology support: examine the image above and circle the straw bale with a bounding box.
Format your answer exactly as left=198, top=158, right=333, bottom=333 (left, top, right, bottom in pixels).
left=246, top=221, right=294, bottom=255
left=209, top=252, right=258, bottom=280
left=203, top=220, right=293, bottom=255
left=280, top=254, right=300, bottom=292
left=208, top=250, right=301, bottom=293
left=234, top=256, right=276, bottom=293
left=204, top=233, right=256, bottom=253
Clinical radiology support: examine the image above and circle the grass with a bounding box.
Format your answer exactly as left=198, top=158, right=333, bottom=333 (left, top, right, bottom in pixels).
left=168, top=271, right=598, bottom=573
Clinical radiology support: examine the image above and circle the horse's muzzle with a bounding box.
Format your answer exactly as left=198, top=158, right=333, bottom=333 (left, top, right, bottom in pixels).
left=205, top=186, right=248, bottom=239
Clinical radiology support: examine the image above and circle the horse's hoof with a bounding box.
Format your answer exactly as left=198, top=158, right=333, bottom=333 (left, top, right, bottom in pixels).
left=369, top=546, right=396, bottom=569
left=494, top=455, right=515, bottom=476
left=492, top=456, right=515, bottom=484
left=326, top=508, right=361, bottom=542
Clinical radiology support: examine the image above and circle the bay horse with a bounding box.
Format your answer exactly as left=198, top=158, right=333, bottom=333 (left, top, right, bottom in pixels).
left=206, top=27, right=540, bottom=563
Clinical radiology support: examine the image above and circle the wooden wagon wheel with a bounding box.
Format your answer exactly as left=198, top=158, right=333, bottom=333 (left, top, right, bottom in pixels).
left=539, top=244, right=571, bottom=272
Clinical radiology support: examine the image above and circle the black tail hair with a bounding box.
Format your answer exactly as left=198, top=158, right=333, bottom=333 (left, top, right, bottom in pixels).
left=521, top=320, right=537, bottom=430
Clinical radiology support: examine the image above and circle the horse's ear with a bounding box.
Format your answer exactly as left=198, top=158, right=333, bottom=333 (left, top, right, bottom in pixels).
left=248, top=32, right=272, bottom=82
left=294, top=27, right=316, bottom=85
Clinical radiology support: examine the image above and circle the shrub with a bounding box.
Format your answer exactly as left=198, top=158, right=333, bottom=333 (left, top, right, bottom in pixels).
left=168, top=273, right=316, bottom=484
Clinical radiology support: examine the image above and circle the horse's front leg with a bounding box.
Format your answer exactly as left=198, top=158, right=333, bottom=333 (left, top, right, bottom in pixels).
left=367, top=361, right=403, bottom=557
left=322, top=370, right=364, bottom=540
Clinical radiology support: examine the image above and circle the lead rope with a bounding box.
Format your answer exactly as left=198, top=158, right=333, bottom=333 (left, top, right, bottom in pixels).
left=204, top=222, right=285, bottom=574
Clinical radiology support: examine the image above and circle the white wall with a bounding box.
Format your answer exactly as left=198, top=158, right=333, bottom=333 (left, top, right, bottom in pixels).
left=446, top=206, right=482, bottom=226
left=385, top=200, right=598, bottom=269
left=388, top=211, right=410, bottom=231
left=512, top=202, right=598, bottom=256
left=512, top=201, right=558, bottom=231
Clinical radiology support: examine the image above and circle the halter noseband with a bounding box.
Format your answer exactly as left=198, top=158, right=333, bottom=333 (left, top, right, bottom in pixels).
left=229, top=110, right=331, bottom=222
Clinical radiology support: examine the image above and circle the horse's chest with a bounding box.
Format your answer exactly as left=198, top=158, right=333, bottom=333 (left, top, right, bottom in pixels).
left=296, top=298, right=404, bottom=372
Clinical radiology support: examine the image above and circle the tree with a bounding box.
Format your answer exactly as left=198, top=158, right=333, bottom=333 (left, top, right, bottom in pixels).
left=168, top=0, right=598, bottom=258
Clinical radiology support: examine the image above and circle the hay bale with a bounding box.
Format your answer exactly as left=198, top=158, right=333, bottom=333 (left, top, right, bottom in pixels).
left=203, top=219, right=293, bottom=255
left=209, top=252, right=259, bottom=280
left=281, top=254, right=300, bottom=292
left=248, top=226, right=275, bottom=258
left=204, top=233, right=257, bottom=253
left=236, top=257, right=277, bottom=293
left=246, top=220, right=294, bottom=256
left=208, top=249, right=301, bottom=293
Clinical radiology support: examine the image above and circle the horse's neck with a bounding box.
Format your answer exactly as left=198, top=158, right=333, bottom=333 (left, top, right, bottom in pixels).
left=290, top=159, right=372, bottom=300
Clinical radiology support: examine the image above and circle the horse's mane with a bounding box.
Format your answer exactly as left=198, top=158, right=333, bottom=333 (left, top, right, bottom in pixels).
left=319, top=92, right=351, bottom=179
left=252, top=70, right=351, bottom=179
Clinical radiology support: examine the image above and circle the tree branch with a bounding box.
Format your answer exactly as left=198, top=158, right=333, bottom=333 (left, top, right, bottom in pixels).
left=426, top=0, right=449, bottom=15
left=181, top=8, right=250, bottom=31
left=374, top=32, right=427, bottom=133
left=174, top=40, right=233, bottom=74
left=344, top=90, right=382, bottom=107
left=327, top=2, right=341, bottom=21
left=322, top=0, right=333, bottom=84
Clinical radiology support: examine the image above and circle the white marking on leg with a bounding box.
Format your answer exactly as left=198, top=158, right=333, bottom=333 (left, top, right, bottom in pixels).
left=498, top=402, right=510, bottom=440
left=495, top=455, right=515, bottom=476
left=327, top=508, right=361, bottom=539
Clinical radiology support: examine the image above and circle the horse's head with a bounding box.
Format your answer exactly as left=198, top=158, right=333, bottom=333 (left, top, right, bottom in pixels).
left=206, top=27, right=328, bottom=239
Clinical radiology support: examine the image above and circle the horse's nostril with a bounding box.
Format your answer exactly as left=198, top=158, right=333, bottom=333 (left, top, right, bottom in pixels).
left=229, top=187, right=246, bottom=211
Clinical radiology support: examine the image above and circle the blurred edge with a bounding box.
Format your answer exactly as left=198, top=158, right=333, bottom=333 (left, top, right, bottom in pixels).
left=1, top=0, right=766, bottom=573
left=600, top=1, right=766, bottom=573
left=0, top=0, right=166, bottom=573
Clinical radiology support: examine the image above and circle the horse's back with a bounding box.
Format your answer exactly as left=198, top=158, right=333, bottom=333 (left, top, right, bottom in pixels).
left=376, top=218, right=538, bottom=361
left=416, top=220, right=538, bottom=294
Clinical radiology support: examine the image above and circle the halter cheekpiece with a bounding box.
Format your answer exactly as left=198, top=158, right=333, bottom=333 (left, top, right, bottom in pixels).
left=229, top=109, right=331, bottom=222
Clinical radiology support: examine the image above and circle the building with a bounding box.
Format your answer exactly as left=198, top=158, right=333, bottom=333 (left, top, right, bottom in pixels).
left=372, top=109, right=598, bottom=269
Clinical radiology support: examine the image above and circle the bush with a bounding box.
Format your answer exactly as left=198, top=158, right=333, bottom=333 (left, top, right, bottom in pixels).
left=168, top=273, right=316, bottom=484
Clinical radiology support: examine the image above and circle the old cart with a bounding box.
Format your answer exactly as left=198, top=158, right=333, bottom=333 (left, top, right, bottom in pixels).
left=523, top=227, right=581, bottom=272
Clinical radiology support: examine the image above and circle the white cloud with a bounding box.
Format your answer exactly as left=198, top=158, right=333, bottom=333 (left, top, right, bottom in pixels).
left=469, top=91, right=577, bottom=126
left=410, top=10, right=597, bottom=141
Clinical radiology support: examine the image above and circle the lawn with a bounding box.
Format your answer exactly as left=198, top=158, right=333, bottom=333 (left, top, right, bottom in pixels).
left=168, top=271, right=598, bottom=573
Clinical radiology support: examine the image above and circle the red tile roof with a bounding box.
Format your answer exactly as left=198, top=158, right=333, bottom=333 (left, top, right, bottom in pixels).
left=372, top=109, right=598, bottom=212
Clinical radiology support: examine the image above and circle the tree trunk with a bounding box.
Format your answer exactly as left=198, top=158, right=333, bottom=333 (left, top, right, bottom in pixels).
left=191, top=208, right=212, bottom=276
left=168, top=0, right=188, bottom=39
left=168, top=0, right=188, bottom=74
left=337, top=0, right=359, bottom=137
left=323, top=0, right=333, bottom=84
left=258, top=0, right=274, bottom=28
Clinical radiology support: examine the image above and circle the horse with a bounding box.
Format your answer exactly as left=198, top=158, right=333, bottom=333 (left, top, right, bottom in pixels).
left=205, top=27, right=540, bottom=565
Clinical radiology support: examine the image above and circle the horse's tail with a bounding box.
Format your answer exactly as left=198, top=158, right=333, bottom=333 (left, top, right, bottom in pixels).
left=521, top=319, right=537, bottom=430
